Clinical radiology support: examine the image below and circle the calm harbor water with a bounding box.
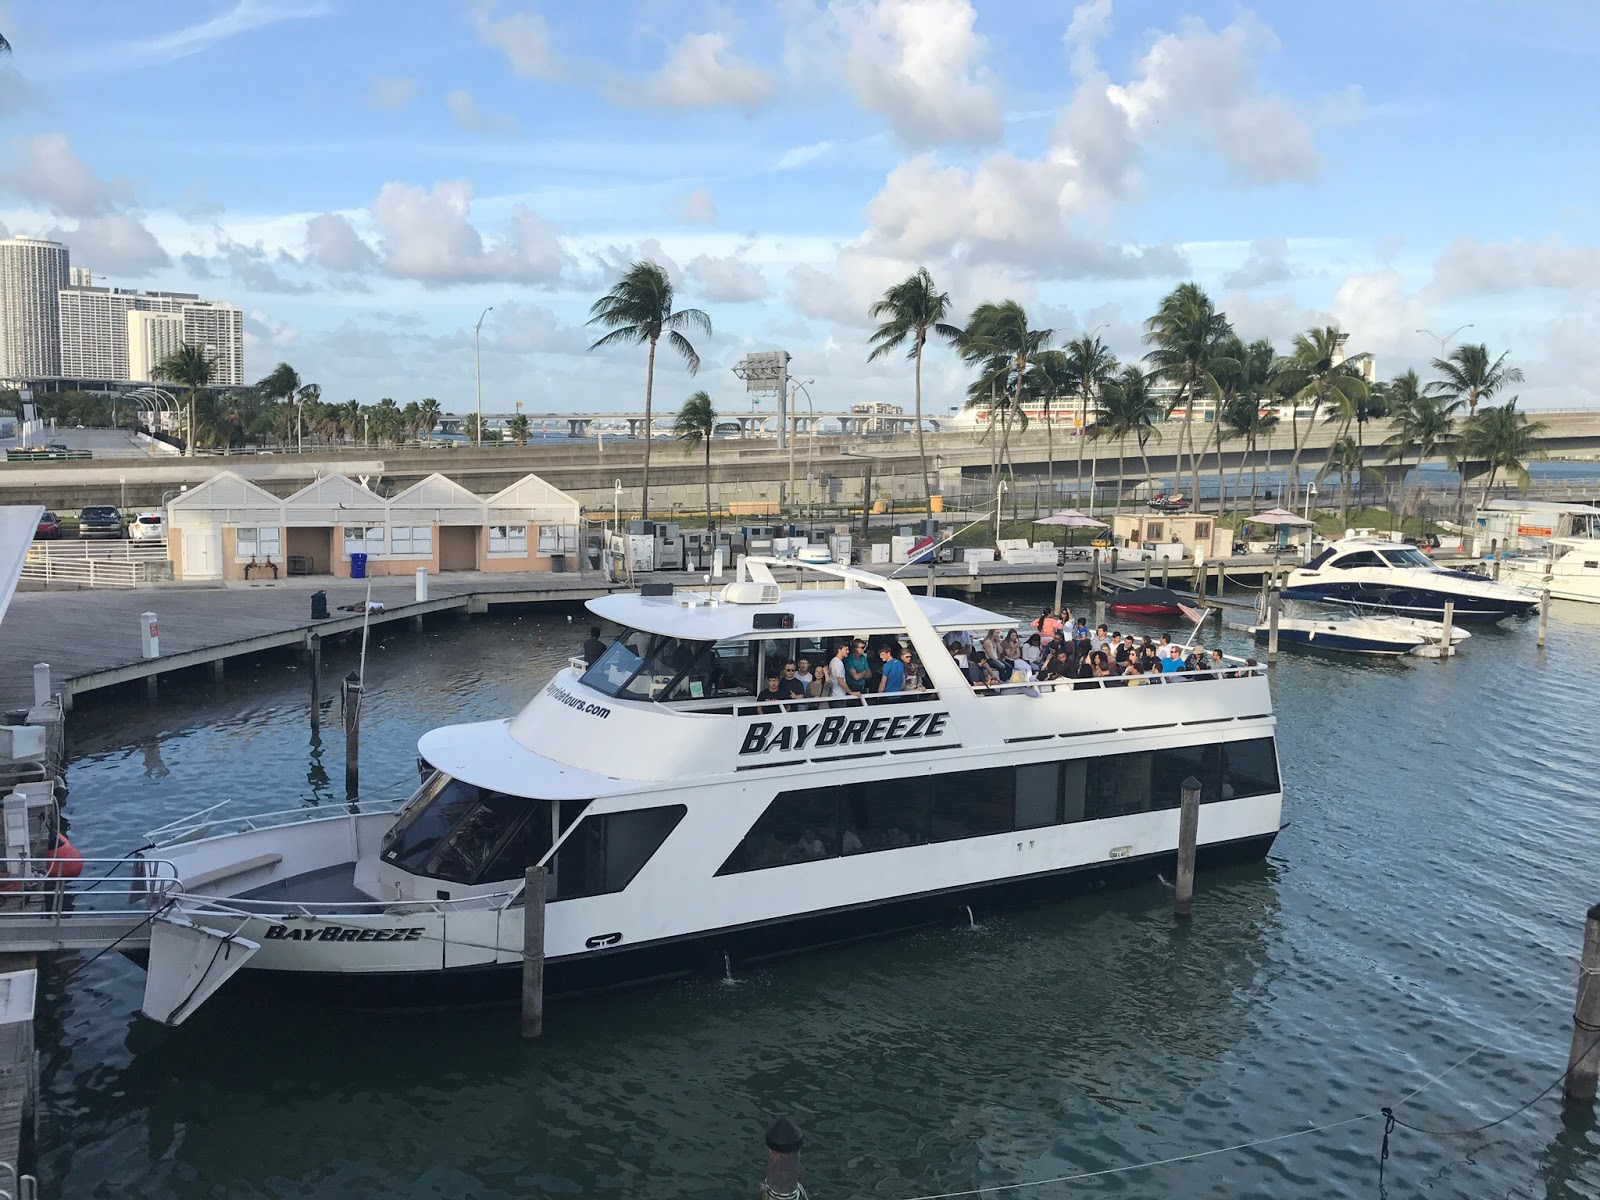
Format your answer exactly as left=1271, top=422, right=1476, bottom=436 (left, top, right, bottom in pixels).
left=34, top=590, right=1600, bottom=1199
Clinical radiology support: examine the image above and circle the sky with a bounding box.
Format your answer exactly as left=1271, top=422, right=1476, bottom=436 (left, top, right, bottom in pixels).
left=1, top=0, right=1598, bottom=417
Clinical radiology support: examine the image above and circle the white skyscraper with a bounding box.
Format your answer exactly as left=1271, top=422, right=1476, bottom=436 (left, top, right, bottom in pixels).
left=127, top=310, right=185, bottom=382
left=0, top=237, right=70, bottom=380
left=58, top=285, right=246, bottom=385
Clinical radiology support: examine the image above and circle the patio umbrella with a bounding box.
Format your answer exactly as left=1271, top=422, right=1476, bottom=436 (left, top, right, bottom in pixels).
left=1035, top=508, right=1108, bottom=546
left=1247, top=507, right=1314, bottom=550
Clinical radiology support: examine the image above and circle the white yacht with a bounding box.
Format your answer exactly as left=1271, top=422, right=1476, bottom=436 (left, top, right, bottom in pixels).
left=1283, top=537, right=1539, bottom=623
left=1496, top=538, right=1600, bottom=604
left=0, top=558, right=1283, bottom=1023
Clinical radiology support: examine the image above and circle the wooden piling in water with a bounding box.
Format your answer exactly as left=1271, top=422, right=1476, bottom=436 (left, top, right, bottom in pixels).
left=521, top=863, right=546, bottom=1039
left=308, top=635, right=322, bottom=729
left=342, top=672, right=362, bottom=797
left=1441, top=601, right=1454, bottom=656
left=1052, top=553, right=1065, bottom=615
left=761, top=1117, right=805, bottom=1200
left=1143, top=561, right=1152, bottom=586
left=1266, top=588, right=1281, bottom=661
left=1174, top=776, right=1200, bottom=918
left=1565, top=903, right=1600, bottom=1104
left=1539, top=584, right=1551, bottom=649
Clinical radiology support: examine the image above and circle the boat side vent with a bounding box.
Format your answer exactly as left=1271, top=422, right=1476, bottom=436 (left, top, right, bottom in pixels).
left=721, top=581, right=781, bottom=605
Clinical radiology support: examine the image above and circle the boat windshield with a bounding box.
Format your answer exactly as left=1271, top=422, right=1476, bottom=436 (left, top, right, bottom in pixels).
left=1378, top=547, right=1435, bottom=569
left=381, top=766, right=590, bottom=886
left=580, top=628, right=717, bottom=700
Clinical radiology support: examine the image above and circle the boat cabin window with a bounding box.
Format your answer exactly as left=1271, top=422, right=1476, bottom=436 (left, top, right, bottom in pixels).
left=381, top=768, right=591, bottom=885
left=580, top=628, right=717, bottom=700
left=1330, top=550, right=1384, bottom=570
left=1377, top=547, right=1433, bottom=569
left=549, top=806, right=686, bottom=899
left=1304, top=548, right=1336, bottom=571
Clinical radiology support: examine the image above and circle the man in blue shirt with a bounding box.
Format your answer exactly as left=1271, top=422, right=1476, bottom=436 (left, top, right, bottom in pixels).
left=877, top=645, right=905, bottom=694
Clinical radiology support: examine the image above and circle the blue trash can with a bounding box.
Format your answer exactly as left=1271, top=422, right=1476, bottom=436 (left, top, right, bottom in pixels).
left=350, top=552, right=368, bottom=579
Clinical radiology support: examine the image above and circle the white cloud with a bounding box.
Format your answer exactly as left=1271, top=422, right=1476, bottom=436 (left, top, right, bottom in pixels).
left=0, top=65, right=33, bottom=118
left=675, top=188, right=718, bottom=225
left=1431, top=234, right=1600, bottom=298
left=1330, top=269, right=1430, bottom=360
left=0, top=133, right=134, bottom=218
left=1224, top=237, right=1293, bottom=289
left=304, top=212, right=379, bottom=275
left=370, top=180, right=568, bottom=287
left=446, top=89, right=517, bottom=133
left=367, top=75, right=417, bottom=111
left=795, top=0, right=1002, bottom=147
left=470, top=2, right=562, bottom=80
left=120, top=0, right=329, bottom=65
left=775, top=141, right=834, bottom=171
left=687, top=253, right=770, bottom=302
left=48, top=213, right=170, bottom=276
left=608, top=33, right=775, bottom=114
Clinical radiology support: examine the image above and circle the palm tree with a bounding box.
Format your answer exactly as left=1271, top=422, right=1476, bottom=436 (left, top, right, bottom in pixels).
left=1025, top=350, right=1079, bottom=508
left=402, top=400, right=423, bottom=441
left=1, top=32, right=12, bottom=55
left=867, top=268, right=963, bottom=521
left=962, top=300, right=1053, bottom=516
left=1222, top=391, right=1279, bottom=511
left=371, top=397, right=403, bottom=445
left=1379, top=370, right=1446, bottom=517
left=1093, top=366, right=1163, bottom=512
left=587, top=261, right=711, bottom=520
left=1430, top=343, right=1523, bottom=418
left=673, top=390, right=718, bottom=530
left=1063, top=335, right=1117, bottom=511
left=154, top=344, right=214, bottom=457
left=1278, top=327, right=1367, bottom=506
left=1457, top=400, right=1547, bottom=505
left=506, top=414, right=532, bottom=445
left=1143, top=283, right=1234, bottom=504
left=1316, top=435, right=1366, bottom=525
left=418, top=397, right=442, bottom=440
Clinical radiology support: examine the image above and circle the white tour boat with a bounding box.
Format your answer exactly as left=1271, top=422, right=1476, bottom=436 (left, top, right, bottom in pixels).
left=1495, top=538, right=1600, bottom=605
left=1, top=558, right=1283, bottom=1023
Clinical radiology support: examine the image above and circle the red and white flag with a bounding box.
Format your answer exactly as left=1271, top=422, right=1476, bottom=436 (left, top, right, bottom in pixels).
left=1177, top=602, right=1205, bottom=624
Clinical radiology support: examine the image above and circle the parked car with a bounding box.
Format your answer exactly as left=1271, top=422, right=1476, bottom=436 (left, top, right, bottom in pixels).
left=77, top=504, right=125, bottom=539
left=46, top=442, right=69, bottom=452
left=128, top=512, right=165, bottom=543
left=34, top=511, right=61, bottom=540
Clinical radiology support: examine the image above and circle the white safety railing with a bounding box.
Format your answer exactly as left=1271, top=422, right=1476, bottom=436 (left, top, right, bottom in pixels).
left=28, top=540, right=167, bottom=562
left=18, top=558, right=141, bottom=587
left=146, top=797, right=408, bottom=846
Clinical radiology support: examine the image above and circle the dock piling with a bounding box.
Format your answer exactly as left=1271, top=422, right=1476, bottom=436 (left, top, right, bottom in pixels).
left=521, top=863, right=546, bottom=1039
left=1162, top=561, right=1170, bottom=590
left=761, top=1117, right=805, bottom=1200
left=341, top=671, right=362, bottom=797
left=308, top=635, right=322, bottom=729
left=30, top=664, right=47, bottom=709
left=1174, top=776, right=1200, bottom=918
left=1441, top=601, right=1454, bottom=656
left=1539, top=582, right=1552, bottom=649
left=1564, top=903, right=1600, bottom=1104
left=1266, top=588, right=1281, bottom=661
left=1143, top=561, right=1152, bottom=586
left=1052, top=553, right=1065, bottom=615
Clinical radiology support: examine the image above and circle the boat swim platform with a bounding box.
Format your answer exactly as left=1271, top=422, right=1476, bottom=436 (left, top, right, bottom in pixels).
left=0, top=556, right=1305, bottom=715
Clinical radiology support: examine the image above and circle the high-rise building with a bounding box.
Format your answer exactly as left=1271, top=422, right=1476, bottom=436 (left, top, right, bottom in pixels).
left=68, top=267, right=94, bottom=288
left=126, top=310, right=185, bottom=382
left=58, top=285, right=245, bottom=385
left=0, top=237, right=70, bottom=380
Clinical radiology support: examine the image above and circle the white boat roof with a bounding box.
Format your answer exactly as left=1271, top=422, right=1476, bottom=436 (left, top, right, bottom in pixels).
left=1481, top=499, right=1600, bottom=515
left=587, top=586, right=1015, bottom=641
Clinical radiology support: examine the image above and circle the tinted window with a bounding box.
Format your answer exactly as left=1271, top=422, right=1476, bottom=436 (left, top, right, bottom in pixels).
left=841, top=780, right=929, bottom=854
left=1151, top=743, right=1222, bottom=806
left=81, top=506, right=118, bottom=519
left=717, top=790, right=840, bottom=874
left=428, top=791, right=531, bottom=884
left=1304, top=547, right=1335, bottom=570
left=1085, top=753, right=1153, bottom=820
left=381, top=776, right=482, bottom=873
left=930, top=769, right=1012, bottom=841
left=553, top=806, right=686, bottom=899
left=1331, top=551, right=1383, bottom=570
left=1221, top=738, right=1279, bottom=800
left=1014, top=762, right=1062, bottom=829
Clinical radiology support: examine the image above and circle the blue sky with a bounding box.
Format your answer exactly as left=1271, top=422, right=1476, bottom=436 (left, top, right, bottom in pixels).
left=2, top=0, right=1598, bottom=415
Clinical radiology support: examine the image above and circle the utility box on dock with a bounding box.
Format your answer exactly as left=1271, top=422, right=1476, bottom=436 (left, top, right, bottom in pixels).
left=140, top=612, right=160, bottom=659
left=0, top=726, right=46, bottom=763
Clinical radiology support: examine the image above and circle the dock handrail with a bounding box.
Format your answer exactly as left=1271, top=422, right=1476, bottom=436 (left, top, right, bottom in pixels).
left=0, top=856, right=185, bottom=912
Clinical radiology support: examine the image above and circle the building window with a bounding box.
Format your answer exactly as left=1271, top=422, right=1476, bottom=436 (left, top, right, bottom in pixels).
left=234, top=526, right=280, bottom=562
left=489, top=524, right=528, bottom=555
left=390, top=525, right=432, bottom=557
left=343, top=525, right=384, bottom=558
left=550, top=806, right=686, bottom=900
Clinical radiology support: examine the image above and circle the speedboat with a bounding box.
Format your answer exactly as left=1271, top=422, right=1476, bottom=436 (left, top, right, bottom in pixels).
left=1249, top=610, right=1471, bottom=656
left=1148, top=493, right=1190, bottom=514
left=1495, top=538, right=1600, bottom=605
left=1109, top=586, right=1184, bottom=615
left=1282, top=537, right=1538, bottom=623
left=0, top=558, right=1284, bottom=1025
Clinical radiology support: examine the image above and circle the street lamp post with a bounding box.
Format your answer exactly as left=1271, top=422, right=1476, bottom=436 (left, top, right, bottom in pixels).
left=1416, top=324, right=1475, bottom=357
left=1303, top=482, right=1318, bottom=523
left=295, top=398, right=305, bottom=453
left=474, top=306, right=494, bottom=448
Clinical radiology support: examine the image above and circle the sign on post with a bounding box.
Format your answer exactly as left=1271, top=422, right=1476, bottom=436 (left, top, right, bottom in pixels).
left=141, top=612, right=160, bottom=659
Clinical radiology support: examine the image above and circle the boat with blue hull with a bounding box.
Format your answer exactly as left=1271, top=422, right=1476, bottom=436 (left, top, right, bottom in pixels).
left=1282, top=538, right=1538, bottom=623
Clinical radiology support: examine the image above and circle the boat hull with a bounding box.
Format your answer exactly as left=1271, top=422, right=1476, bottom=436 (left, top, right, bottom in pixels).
left=1280, top=581, right=1534, bottom=623
left=1110, top=603, right=1182, bottom=615
left=151, top=831, right=1276, bottom=1009
left=1250, top=627, right=1416, bottom=655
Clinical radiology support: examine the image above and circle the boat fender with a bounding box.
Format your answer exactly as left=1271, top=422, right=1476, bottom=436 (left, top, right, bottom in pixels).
left=44, top=834, right=85, bottom=879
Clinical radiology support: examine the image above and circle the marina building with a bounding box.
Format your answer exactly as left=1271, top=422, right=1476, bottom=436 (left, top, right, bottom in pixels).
left=0, top=237, right=70, bottom=380
left=57, top=285, right=245, bottom=385
left=164, top=470, right=583, bottom=582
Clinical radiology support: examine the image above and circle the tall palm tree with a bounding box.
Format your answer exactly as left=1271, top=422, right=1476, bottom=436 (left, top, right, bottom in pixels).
left=1025, top=350, right=1079, bottom=509
left=1379, top=370, right=1446, bottom=517
left=867, top=268, right=963, bottom=522
left=1063, top=335, right=1117, bottom=510
left=1222, top=391, right=1279, bottom=511
left=506, top=413, right=531, bottom=445
left=154, top=344, right=214, bottom=457
left=1457, top=399, right=1547, bottom=505
left=371, top=397, right=403, bottom=445
left=1143, top=283, right=1234, bottom=504
left=402, top=400, right=423, bottom=441
left=1430, top=343, right=1523, bottom=418
left=418, top=397, right=442, bottom=440
left=1316, top=436, right=1365, bottom=525
left=1094, top=366, right=1163, bottom=512
left=1, top=32, right=12, bottom=55
left=962, top=300, right=1053, bottom=514
left=673, top=390, right=718, bottom=530
left=1278, top=327, right=1367, bottom=506
left=587, top=261, right=711, bottom=520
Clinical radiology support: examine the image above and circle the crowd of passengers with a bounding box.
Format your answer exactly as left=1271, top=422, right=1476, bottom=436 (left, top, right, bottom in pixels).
left=746, top=607, right=1255, bottom=705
